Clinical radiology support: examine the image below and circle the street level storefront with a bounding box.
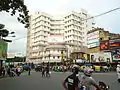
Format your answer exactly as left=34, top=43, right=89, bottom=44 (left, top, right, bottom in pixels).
left=70, top=52, right=90, bottom=63
left=0, top=39, right=8, bottom=75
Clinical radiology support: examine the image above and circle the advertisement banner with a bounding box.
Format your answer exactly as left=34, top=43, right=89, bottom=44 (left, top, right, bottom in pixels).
left=109, top=39, right=120, bottom=49
left=100, top=40, right=109, bottom=50
left=111, top=49, right=120, bottom=61
left=0, top=39, right=8, bottom=60
left=87, top=42, right=99, bottom=48
left=90, top=52, right=112, bottom=62
left=87, top=31, right=99, bottom=48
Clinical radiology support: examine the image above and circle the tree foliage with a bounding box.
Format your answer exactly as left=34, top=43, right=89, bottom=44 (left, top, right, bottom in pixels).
left=0, top=24, right=9, bottom=37
left=0, top=0, right=29, bottom=28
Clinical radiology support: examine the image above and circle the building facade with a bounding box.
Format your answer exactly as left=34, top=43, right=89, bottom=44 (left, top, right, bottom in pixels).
left=26, top=10, right=94, bottom=63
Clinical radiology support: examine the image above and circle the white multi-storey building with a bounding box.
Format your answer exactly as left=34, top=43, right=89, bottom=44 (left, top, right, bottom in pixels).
left=26, top=9, right=94, bottom=63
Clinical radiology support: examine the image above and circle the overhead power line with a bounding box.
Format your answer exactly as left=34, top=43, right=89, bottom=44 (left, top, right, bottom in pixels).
left=82, top=7, right=120, bottom=21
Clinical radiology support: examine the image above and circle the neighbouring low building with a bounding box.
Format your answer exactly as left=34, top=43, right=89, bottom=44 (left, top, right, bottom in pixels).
left=87, top=27, right=120, bottom=63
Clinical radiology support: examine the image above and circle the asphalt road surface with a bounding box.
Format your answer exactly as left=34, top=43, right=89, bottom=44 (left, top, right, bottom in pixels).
left=0, top=72, right=120, bottom=90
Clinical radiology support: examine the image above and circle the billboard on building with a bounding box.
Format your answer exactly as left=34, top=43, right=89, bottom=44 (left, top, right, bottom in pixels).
left=90, top=52, right=112, bottom=62
left=0, top=39, right=8, bottom=60
left=109, top=39, right=120, bottom=61
left=48, top=34, right=65, bottom=44
left=100, top=40, right=109, bottom=51
left=111, top=49, right=120, bottom=61
left=87, top=31, right=99, bottom=48
left=109, top=39, right=120, bottom=49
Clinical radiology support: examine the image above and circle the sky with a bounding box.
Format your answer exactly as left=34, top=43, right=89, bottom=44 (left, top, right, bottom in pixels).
left=0, top=0, right=120, bottom=55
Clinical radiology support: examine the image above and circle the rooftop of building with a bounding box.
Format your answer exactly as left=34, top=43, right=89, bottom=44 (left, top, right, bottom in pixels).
left=87, top=27, right=120, bottom=36
left=30, top=9, right=92, bottom=20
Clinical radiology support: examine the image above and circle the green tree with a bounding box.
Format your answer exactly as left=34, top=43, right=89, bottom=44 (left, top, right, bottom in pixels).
left=0, top=24, right=9, bottom=37
left=0, top=0, right=29, bottom=28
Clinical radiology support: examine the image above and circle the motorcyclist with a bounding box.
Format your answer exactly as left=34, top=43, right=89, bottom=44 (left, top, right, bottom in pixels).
left=78, top=68, right=101, bottom=90
left=62, top=64, right=79, bottom=90
left=116, top=64, right=120, bottom=83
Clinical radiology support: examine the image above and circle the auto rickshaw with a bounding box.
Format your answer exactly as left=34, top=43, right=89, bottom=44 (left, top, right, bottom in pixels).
left=94, top=65, right=101, bottom=72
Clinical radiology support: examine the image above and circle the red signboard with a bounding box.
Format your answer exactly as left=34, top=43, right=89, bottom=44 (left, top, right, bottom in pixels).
left=100, top=40, right=109, bottom=50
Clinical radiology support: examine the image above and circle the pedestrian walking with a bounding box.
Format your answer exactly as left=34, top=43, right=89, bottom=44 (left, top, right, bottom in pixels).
left=16, top=67, right=21, bottom=76
left=45, top=65, right=50, bottom=77
left=2, top=67, right=5, bottom=77
left=28, top=66, right=31, bottom=75
left=42, top=67, right=45, bottom=77
left=116, top=64, right=120, bottom=83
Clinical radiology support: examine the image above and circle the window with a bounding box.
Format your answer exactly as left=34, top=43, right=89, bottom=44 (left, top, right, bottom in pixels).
left=100, top=38, right=103, bottom=40
left=58, top=56, right=60, bottom=59
left=53, top=56, right=55, bottom=59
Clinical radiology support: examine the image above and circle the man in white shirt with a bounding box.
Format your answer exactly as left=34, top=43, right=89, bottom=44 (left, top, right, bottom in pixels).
left=116, top=64, right=120, bottom=83
left=17, top=67, right=21, bottom=76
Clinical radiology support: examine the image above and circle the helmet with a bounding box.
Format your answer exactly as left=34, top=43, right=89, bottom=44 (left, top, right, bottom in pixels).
left=72, top=64, right=79, bottom=74
left=72, top=64, right=79, bottom=68
left=84, top=68, right=93, bottom=76
left=117, top=64, right=120, bottom=67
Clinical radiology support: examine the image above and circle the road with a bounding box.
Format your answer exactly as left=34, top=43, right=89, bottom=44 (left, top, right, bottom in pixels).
left=0, top=72, right=120, bottom=90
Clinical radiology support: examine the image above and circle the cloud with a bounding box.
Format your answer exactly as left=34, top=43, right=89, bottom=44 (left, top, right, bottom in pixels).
left=24, top=0, right=71, bottom=15
left=8, top=38, right=27, bottom=54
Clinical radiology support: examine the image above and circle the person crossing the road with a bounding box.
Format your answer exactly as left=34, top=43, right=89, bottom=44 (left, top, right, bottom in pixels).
left=116, top=64, right=120, bottom=83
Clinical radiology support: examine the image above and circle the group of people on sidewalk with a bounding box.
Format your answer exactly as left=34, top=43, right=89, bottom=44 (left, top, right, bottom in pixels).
left=0, top=65, right=31, bottom=78
left=0, top=66, right=22, bottom=77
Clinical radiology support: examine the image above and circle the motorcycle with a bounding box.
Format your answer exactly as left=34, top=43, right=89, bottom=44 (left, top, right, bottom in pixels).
left=97, top=81, right=109, bottom=90
left=79, top=81, right=109, bottom=90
